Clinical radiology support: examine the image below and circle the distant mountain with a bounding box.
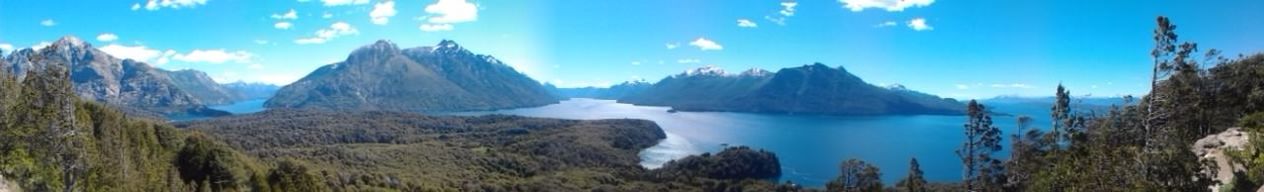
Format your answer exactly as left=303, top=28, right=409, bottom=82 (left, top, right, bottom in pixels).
left=163, top=69, right=240, bottom=105
left=547, top=80, right=652, bottom=100
left=982, top=95, right=1131, bottom=116
left=620, top=63, right=965, bottom=115
left=266, top=40, right=558, bottom=112
left=222, top=81, right=280, bottom=100
left=983, top=95, right=1129, bottom=106
left=0, top=36, right=228, bottom=117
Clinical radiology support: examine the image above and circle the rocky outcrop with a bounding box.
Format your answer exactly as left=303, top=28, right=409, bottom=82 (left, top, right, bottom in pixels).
left=1193, top=127, right=1251, bottom=192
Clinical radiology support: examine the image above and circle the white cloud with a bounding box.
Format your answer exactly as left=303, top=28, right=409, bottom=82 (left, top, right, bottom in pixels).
left=31, top=42, right=51, bottom=50
left=737, top=19, right=758, bottom=28
left=321, top=0, right=368, bottom=6
left=689, top=38, right=723, bottom=51
left=419, top=23, right=453, bottom=31
left=631, top=61, right=642, bottom=65
left=322, top=12, right=334, bottom=19
left=96, top=33, right=119, bottom=42
left=370, top=1, right=397, bottom=25
left=840, top=0, right=934, bottom=12
left=419, top=0, right=478, bottom=31
left=875, top=21, right=897, bottom=28
left=99, top=44, right=163, bottom=63
left=172, top=49, right=253, bottom=64
left=955, top=84, right=969, bottom=90
left=424, top=0, right=478, bottom=23
left=271, top=9, right=298, bottom=20
left=907, top=18, right=932, bottom=31
left=665, top=43, right=679, bottom=49
left=131, top=3, right=141, bottom=10
left=100, top=44, right=255, bottom=66
left=143, top=0, right=209, bottom=11
left=990, top=83, right=1034, bottom=89
left=254, top=40, right=270, bottom=45
left=295, top=21, right=359, bottom=44
left=764, top=2, right=797, bottom=26
left=0, top=44, right=13, bottom=53
left=779, top=2, right=797, bottom=16
left=274, top=22, right=293, bottom=29
left=248, top=63, right=264, bottom=69
left=40, top=19, right=56, bottom=27
left=677, top=59, right=701, bottom=64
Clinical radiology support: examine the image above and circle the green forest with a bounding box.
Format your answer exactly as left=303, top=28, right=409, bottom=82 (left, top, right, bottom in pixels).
left=4, top=16, right=1264, bottom=192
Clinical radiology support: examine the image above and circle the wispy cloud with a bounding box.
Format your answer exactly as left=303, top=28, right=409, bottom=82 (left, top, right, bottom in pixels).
left=271, top=9, right=298, bottom=20
left=840, top=0, right=934, bottom=12
left=737, top=19, right=758, bottom=28
left=96, top=33, right=119, bottom=42
left=136, top=0, right=209, bottom=11
left=874, top=21, right=897, bottom=28
left=171, top=49, right=254, bottom=64
left=321, top=0, right=368, bottom=7
left=990, top=83, right=1034, bottom=89
left=764, top=1, right=797, bottom=26
left=677, top=59, right=702, bottom=64
left=40, top=19, right=56, bottom=27
left=665, top=43, right=679, bottom=50
left=295, top=22, right=358, bottom=44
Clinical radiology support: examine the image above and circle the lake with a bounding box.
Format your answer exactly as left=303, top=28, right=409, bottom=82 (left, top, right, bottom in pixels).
left=208, top=97, right=1059, bottom=187
left=209, top=99, right=269, bottom=114
left=447, top=98, right=1056, bottom=187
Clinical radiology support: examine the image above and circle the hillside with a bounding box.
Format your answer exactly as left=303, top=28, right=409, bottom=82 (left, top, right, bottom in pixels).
left=621, top=64, right=964, bottom=115
left=163, top=69, right=241, bottom=105
left=265, top=40, right=558, bottom=112
left=177, top=109, right=794, bottom=191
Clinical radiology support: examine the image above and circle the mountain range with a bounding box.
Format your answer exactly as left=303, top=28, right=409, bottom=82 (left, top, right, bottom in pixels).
left=564, top=63, right=965, bottom=115
left=0, top=36, right=275, bottom=118
left=265, top=40, right=558, bottom=112
left=547, top=80, right=653, bottom=100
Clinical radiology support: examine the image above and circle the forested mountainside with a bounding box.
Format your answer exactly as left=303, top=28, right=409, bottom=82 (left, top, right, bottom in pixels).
left=176, top=109, right=798, bottom=191
left=620, top=64, right=964, bottom=115
left=1, top=36, right=228, bottom=118
left=265, top=40, right=558, bottom=112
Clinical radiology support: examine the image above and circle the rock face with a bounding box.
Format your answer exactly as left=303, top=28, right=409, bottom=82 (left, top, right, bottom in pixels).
left=0, top=36, right=226, bottom=117
left=621, top=63, right=964, bottom=115
left=265, top=40, right=557, bottom=112
left=1193, top=127, right=1251, bottom=192
left=163, top=69, right=241, bottom=105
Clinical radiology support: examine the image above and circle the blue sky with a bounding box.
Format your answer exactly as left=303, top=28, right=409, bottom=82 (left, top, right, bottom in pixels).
left=2, top=0, right=1263, bottom=99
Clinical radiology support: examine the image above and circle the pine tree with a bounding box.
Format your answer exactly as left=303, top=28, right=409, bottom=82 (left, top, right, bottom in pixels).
left=958, top=100, right=1004, bottom=191
left=827, top=158, right=883, bottom=192
left=896, top=158, right=927, bottom=192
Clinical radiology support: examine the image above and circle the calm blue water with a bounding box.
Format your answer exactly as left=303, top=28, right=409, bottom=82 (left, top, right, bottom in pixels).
left=208, top=99, right=268, bottom=114
left=447, top=98, right=1057, bottom=187
left=203, top=97, right=1062, bottom=187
